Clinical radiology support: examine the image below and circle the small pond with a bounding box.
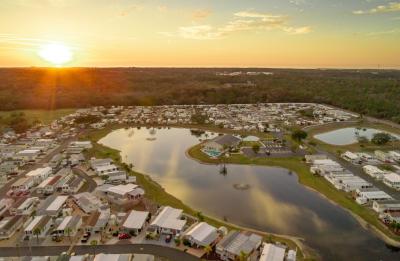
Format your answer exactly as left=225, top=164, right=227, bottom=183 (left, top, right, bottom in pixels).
left=314, top=127, right=400, bottom=146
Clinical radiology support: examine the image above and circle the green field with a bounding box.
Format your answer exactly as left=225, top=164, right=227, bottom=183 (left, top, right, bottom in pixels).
left=0, top=109, right=76, bottom=129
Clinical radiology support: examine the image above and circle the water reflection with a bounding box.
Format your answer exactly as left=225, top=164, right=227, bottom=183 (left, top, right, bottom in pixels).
left=100, top=127, right=400, bottom=260
left=314, top=127, right=400, bottom=146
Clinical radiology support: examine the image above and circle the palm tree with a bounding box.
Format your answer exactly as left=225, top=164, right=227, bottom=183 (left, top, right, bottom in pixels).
left=65, top=227, right=72, bottom=243
left=33, top=227, right=42, bottom=244
left=238, top=251, right=248, bottom=261
left=204, top=245, right=212, bottom=258
left=90, top=239, right=98, bottom=256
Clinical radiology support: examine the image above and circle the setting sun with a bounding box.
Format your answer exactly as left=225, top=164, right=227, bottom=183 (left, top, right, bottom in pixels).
left=38, top=43, right=73, bottom=66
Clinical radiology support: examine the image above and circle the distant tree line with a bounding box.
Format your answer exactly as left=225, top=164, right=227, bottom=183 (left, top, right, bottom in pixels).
left=0, top=68, right=400, bottom=123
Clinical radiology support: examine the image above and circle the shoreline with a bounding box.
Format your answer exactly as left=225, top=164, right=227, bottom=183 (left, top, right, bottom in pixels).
left=87, top=126, right=313, bottom=260
left=186, top=142, right=400, bottom=249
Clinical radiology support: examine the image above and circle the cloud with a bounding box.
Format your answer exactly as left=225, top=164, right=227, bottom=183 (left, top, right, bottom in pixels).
left=283, top=26, right=313, bottom=34
left=366, top=29, right=400, bottom=36
left=178, top=25, right=224, bottom=40
left=161, top=10, right=311, bottom=40
left=353, top=2, right=400, bottom=14
left=192, top=9, right=212, bottom=20
left=119, top=4, right=143, bottom=17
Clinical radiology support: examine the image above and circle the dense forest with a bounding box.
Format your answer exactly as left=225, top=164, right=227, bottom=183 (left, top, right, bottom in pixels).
left=0, top=67, right=399, bottom=123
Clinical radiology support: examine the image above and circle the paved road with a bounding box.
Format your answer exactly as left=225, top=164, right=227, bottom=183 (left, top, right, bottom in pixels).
left=0, top=244, right=199, bottom=261
left=72, top=167, right=97, bottom=192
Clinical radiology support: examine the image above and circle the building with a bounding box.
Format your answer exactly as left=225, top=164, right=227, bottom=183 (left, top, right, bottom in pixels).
left=93, top=254, right=132, bottom=261
left=355, top=190, right=392, bottom=205
left=305, top=154, right=328, bottom=164
left=24, top=215, right=52, bottom=239
left=59, top=175, right=85, bottom=194
left=36, top=175, right=62, bottom=195
left=55, top=215, right=82, bottom=237
left=150, top=206, right=187, bottom=235
left=94, top=164, right=119, bottom=176
left=90, top=158, right=113, bottom=170
left=70, top=141, right=92, bottom=149
left=73, top=192, right=105, bottom=214
left=372, top=200, right=400, bottom=213
left=202, top=135, right=241, bottom=153
left=362, top=165, right=387, bottom=180
left=0, top=198, right=14, bottom=217
left=38, top=195, right=69, bottom=216
left=122, top=210, right=149, bottom=236
left=11, top=177, right=34, bottom=192
left=383, top=173, right=400, bottom=190
left=259, top=243, right=286, bottom=261
left=216, top=230, right=262, bottom=261
left=26, top=167, right=52, bottom=185
left=341, top=151, right=360, bottom=164
left=375, top=150, right=393, bottom=163
left=184, top=222, right=218, bottom=248
left=9, top=197, right=39, bottom=216
left=97, top=183, right=145, bottom=206
left=15, top=149, right=41, bottom=162
left=0, top=215, right=24, bottom=239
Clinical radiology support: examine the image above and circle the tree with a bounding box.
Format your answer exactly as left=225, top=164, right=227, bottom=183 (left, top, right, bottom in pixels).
left=196, top=211, right=205, bottom=222
left=371, top=132, right=391, bottom=145
left=90, top=240, right=98, bottom=256
left=204, top=245, right=212, bottom=258
left=33, top=227, right=42, bottom=244
left=291, top=129, right=308, bottom=142
left=252, top=144, right=260, bottom=154
left=65, top=227, right=72, bottom=243
left=238, top=251, right=249, bottom=261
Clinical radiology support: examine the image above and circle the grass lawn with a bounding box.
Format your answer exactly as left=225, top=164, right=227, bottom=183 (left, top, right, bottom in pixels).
left=81, top=126, right=310, bottom=260
left=0, top=109, right=76, bottom=125
left=188, top=144, right=400, bottom=244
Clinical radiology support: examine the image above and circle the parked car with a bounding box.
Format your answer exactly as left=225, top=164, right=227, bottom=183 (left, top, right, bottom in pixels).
left=118, top=233, right=131, bottom=240
left=165, top=235, right=172, bottom=243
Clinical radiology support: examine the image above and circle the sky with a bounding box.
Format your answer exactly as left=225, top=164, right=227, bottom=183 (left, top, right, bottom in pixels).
left=0, top=0, right=399, bottom=68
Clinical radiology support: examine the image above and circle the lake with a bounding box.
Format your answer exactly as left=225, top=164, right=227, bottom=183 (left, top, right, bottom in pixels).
left=100, top=127, right=400, bottom=260
left=314, top=127, right=400, bottom=146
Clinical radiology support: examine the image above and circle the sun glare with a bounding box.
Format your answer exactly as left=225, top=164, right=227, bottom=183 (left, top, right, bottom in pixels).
left=38, top=43, right=73, bottom=66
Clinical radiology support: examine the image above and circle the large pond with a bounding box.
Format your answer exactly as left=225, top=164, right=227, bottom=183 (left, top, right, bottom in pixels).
left=314, top=127, right=400, bottom=146
left=100, top=127, right=400, bottom=260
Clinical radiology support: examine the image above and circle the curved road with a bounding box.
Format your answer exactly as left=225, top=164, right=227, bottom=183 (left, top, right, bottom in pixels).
left=0, top=244, right=199, bottom=261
